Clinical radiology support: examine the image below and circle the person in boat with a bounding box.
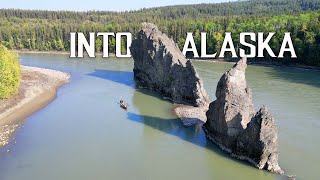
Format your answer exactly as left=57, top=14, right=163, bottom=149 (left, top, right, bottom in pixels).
left=120, top=99, right=128, bottom=110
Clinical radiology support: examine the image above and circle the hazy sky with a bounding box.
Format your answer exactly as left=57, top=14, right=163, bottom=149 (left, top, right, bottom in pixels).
left=0, top=0, right=235, bottom=11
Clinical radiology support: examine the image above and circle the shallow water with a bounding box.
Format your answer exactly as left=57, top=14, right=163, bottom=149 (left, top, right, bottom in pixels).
left=0, top=54, right=319, bottom=180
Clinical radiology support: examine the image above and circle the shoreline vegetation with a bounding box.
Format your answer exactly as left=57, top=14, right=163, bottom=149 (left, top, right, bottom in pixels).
left=0, top=66, right=70, bottom=148
left=13, top=50, right=320, bottom=71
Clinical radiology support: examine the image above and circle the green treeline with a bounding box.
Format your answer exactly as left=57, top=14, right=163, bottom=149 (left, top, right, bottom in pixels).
left=0, top=0, right=320, bottom=65
left=0, top=45, right=20, bottom=99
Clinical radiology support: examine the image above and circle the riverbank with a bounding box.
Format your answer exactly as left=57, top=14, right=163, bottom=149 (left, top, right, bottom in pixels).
left=0, top=66, right=70, bottom=147
left=11, top=50, right=70, bottom=55
left=11, top=50, right=114, bottom=56
left=190, top=58, right=320, bottom=72
left=13, top=50, right=320, bottom=71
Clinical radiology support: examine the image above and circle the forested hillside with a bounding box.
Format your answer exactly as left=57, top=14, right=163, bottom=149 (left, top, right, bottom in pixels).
left=0, top=0, right=320, bottom=65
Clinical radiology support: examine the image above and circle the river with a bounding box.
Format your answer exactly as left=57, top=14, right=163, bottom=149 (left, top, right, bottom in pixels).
left=0, top=53, right=319, bottom=180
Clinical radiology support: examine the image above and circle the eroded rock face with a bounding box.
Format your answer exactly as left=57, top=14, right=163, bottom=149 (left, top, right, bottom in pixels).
left=206, top=57, right=255, bottom=139
left=237, top=106, right=283, bottom=174
left=203, top=57, right=283, bottom=174
left=130, top=23, right=209, bottom=107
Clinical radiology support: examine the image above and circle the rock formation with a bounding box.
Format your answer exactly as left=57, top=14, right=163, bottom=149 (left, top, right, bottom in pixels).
left=203, top=57, right=283, bottom=174
left=130, top=23, right=209, bottom=107
left=237, top=106, right=282, bottom=173
left=130, top=22, right=283, bottom=174
left=205, top=57, right=255, bottom=139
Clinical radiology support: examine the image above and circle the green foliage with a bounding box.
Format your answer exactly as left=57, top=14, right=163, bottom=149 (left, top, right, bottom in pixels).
left=0, top=45, right=20, bottom=99
left=0, top=0, right=319, bottom=65
left=95, top=38, right=102, bottom=52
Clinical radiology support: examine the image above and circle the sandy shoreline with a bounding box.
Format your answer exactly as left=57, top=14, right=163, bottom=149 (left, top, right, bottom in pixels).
left=0, top=66, right=70, bottom=147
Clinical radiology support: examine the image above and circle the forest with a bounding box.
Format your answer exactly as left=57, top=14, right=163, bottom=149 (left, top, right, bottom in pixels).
left=0, top=0, right=320, bottom=66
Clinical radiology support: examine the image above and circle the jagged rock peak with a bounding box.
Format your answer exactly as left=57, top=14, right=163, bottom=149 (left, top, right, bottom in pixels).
left=130, top=22, right=209, bottom=107
left=203, top=57, right=283, bottom=174
left=233, top=56, right=247, bottom=71
left=141, top=22, right=158, bottom=31
left=139, top=22, right=186, bottom=63
left=209, top=57, right=255, bottom=138
left=238, top=105, right=283, bottom=174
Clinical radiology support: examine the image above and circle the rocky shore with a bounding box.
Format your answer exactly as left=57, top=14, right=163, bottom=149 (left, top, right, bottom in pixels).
left=173, top=105, right=208, bottom=126
left=0, top=66, right=70, bottom=147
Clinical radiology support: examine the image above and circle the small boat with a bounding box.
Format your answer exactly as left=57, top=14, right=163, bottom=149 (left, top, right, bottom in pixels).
left=120, top=100, right=128, bottom=110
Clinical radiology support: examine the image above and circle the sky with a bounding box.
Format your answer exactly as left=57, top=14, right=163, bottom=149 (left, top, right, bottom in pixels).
left=0, top=0, right=235, bottom=11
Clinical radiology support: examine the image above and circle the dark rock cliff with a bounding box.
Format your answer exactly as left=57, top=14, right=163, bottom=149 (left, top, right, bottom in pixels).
left=130, top=23, right=209, bottom=107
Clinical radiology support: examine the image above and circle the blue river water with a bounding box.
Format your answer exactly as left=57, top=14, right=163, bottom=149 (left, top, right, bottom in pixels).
left=0, top=53, right=319, bottom=180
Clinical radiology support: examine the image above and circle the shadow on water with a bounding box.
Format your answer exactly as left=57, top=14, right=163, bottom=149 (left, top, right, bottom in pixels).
left=266, top=66, right=320, bottom=88
left=86, top=69, right=234, bottom=159
left=86, top=69, right=135, bottom=87
left=126, top=112, right=257, bottom=169
left=86, top=68, right=275, bottom=174
left=86, top=69, right=179, bottom=103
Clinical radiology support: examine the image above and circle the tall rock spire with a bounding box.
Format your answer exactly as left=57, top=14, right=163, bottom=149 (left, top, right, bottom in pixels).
left=130, top=22, right=209, bottom=107
left=203, top=57, right=283, bottom=174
